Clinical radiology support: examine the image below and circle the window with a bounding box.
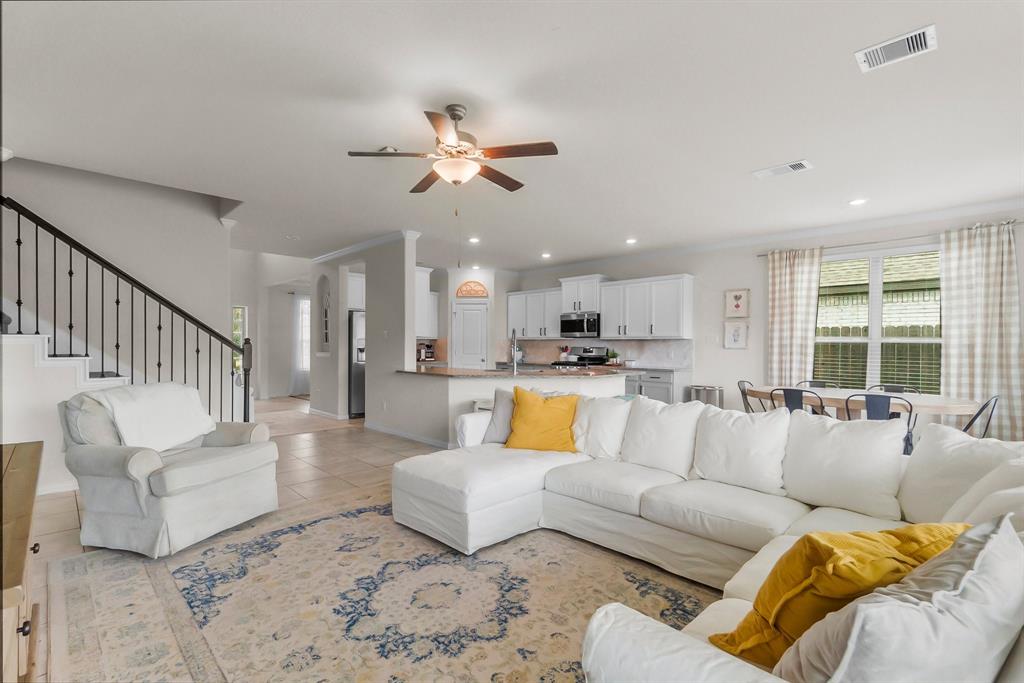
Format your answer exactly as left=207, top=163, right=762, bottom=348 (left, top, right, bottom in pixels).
left=231, top=306, right=247, bottom=373
left=813, top=248, right=941, bottom=393
left=298, top=298, right=311, bottom=371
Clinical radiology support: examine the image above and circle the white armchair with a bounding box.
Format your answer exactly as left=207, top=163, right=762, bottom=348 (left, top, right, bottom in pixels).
left=59, top=392, right=279, bottom=558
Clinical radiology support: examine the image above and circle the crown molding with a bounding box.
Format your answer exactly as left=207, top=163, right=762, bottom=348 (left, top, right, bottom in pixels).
left=313, top=231, right=410, bottom=263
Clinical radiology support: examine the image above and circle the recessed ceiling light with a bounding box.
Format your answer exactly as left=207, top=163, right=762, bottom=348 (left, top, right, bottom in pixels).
left=541, top=253, right=551, bottom=259
left=468, top=237, right=480, bottom=244
left=625, top=238, right=638, bottom=245
left=472, top=264, right=480, bottom=270
left=848, top=198, right=869, bottom=206
left=284, top=234, right=301, bottom=241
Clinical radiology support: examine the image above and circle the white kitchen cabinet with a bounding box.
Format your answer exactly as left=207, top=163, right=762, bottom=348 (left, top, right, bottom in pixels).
left=600, top=284, right=625, bottom=338
left=347, top=273, right=366, bottom=309
left=543, top=289, right=562, bottom=338
left=526, top=292, right=545, bottom=338
left=507, top=292, right=527, bottom=338
left=560, top=275, right=607, bottom=313
left=424, top=291, right=439, bottom=339
left=650, top=277, right=691, bottom=338
left=415, top=267, right=438, bottom=339
left=624, top=282, right=651, bottom=337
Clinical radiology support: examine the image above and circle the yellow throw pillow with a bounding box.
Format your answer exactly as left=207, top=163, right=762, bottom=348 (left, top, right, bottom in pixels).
left=505, top=387, right=578, bottom=452
left=709, top=523, right=969, bottom=668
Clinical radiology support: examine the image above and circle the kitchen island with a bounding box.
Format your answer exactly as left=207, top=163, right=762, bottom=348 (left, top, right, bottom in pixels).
left=388, top=365, right=638, bottom=447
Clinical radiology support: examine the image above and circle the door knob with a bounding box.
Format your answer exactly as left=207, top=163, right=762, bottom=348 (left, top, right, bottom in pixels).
left=30, top=542, right=40, bottom=554
left=17, top=620, right=31, bottom=637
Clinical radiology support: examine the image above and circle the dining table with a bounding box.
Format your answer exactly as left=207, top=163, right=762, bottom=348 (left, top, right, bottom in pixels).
left=745, top=386, right=980, bottom=420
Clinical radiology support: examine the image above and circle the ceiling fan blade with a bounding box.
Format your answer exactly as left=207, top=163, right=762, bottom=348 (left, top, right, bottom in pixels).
left=410, top=170, right=441, bottom=193
left=478, top=164, right=524, bottom=192
left=424, top=111, right=459, bottom=146
left=348, top=151, right=431, bottom=158
left=480, top=141, right=558, bottom=159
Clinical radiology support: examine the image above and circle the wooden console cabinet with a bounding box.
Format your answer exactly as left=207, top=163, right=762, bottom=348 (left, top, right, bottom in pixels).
left=2, top=442, right=43, bottom=683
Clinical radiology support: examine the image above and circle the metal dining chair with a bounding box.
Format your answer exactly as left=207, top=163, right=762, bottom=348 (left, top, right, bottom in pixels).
left=737, top=380, right=766, bottom=413
left=867, top=383, right=921, bottom=394
left=963, top=396, right=999, bottom=439
left=845, top=393, right=915, bottom=454
left=770, top=388, right=826, bottom=414
left=796, top=380, right=840, bottom=389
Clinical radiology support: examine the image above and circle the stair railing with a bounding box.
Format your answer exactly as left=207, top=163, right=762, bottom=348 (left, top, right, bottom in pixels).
left=1, top=196, right=252, bottom=421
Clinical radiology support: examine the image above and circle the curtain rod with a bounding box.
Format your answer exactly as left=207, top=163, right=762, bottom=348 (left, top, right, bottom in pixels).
left=755, top=218, right=1017, bottom=258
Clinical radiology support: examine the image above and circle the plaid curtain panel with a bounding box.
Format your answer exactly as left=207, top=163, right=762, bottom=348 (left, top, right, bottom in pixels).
left=941, top=222, right=1022, bottom=440
left=767, top=247, right=822, bottom=386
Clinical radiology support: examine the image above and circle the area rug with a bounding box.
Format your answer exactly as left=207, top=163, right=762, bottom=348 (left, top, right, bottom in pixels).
left=48, top=487, right=720, bottom=682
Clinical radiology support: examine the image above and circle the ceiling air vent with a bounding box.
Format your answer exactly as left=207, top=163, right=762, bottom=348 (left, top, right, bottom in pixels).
left=752, top=160, right=813, bottom=180
left=855, top=25, right=937, bottom=73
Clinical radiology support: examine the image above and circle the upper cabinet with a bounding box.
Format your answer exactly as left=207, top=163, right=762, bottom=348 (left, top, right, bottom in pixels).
left=508, top=288, right=561, bottom=339
left=599, top=275, right=693, bottom=339
left=560, top=274, right=607, bottom=313
left=347, top=273, right=366, bottom=309
left=415, top=267, right=440, bottom=339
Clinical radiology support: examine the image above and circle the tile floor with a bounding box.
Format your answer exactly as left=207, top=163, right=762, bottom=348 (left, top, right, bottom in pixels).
left=26, top=396, right=436, bottom=682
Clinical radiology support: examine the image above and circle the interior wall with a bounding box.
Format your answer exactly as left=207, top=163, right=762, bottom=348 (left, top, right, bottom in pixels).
left=516, top=206, right=1024, bottom=411
left=308, top=262, right=348, bottom=418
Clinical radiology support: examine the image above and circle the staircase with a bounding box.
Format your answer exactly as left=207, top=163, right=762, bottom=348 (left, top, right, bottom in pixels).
left=1, top=195, right=254, bottom=493
left=1, top=195, right=252, bottom=421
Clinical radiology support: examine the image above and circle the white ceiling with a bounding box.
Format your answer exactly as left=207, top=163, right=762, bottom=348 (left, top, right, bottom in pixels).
left=3, top=1, right=1022, bottom=270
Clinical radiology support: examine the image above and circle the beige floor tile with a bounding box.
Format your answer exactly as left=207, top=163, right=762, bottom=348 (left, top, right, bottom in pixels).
left=274, top=465, right=332, bottom=486
left=314, top=459, right=380, bottom=477
left=31, top=511, right=80, bottom=536
left=289, top=477, right=357, bottom=500
left=351, top=449, right=407, bottom=467
left=277, top=486, right=306, bottom=507
left=389, top=443, right=440, bottom=456
left=286, top=444, right=339, bottom=459
left=339, top=467, right=392, bottom=488
left=33, top=494, right=79, bottom=518
left=275, top=455, right=312, bottom=473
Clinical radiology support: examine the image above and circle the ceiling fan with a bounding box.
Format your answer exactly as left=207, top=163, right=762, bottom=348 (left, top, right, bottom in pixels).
left=348, top=104, right=557, bottom=193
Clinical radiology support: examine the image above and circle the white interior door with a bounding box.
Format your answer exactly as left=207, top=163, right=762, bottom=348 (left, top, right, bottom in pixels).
left=453, top=303, right=488, bottom=369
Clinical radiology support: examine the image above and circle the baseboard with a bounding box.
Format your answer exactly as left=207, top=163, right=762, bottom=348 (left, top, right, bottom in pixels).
left=309, top=407, right=348, bottom=420
left=363, top=421, right=448, bottom=449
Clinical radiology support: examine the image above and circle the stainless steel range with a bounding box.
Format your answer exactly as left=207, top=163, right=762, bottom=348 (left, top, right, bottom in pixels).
left=551, top=346, right=609, bottom=368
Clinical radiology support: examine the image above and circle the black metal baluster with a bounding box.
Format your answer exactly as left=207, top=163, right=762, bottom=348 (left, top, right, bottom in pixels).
left=157, top=306, right=163, bottom=381
left=220, top=345, right=224, bottom=420
left=230, top=356, right=236, bottom=421
left=182, top=317, right=186, bottom=383
left=195, top=327, right=200, bottom=388
left=130, top=285, right=135, bottom=384
left=100, top=267, right=105, bottom=374
left=170, top=311, right=174, bottom=381
left=242, top=338, right=252, bottom=422
left=34, top=223, right=39, bottom=334
left=207, top=335, right=212, bottom=415
left=115, top=279, right=120, bottom=377
left=15, top=214, right=22, bottom=333
left=52, top=233, right=56, bottom=354
left=84, top=257, right=89, bottom=355
left=67, top=244, right=74, bottom=355
left=143, top=294, right=148, bottom=383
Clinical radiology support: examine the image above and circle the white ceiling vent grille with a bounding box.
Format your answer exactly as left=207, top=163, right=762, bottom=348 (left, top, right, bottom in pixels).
left=752, top=160, right=814, bottom=179
left=855, top=25, right=937, bottom=73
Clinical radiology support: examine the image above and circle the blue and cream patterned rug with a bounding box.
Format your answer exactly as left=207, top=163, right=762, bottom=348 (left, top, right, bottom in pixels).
left=48, top=486, right=719, bottom=682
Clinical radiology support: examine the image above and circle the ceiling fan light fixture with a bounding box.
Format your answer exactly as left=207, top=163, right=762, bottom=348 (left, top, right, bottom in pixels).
left=433, top=157, right=480, bottom=185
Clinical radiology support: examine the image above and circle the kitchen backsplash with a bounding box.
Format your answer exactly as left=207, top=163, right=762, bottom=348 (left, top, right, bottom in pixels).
left=517, top=339, right=693, bottom=369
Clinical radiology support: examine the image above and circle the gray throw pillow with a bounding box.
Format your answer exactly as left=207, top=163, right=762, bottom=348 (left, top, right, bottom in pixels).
left=483, top=388, right=515, bottom=444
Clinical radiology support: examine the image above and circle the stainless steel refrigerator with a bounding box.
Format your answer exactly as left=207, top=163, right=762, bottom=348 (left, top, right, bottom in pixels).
left=348, top=310, right=365, bottom=417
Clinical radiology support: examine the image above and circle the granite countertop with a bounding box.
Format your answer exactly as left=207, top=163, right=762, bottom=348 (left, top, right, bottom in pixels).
left=495, top=362, right=689, bottom=373
left=398, top=366, right=642, bottom=378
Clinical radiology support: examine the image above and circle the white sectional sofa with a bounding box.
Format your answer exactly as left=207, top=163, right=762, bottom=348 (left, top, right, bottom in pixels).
left=391, top=394, right=1024, bottom=682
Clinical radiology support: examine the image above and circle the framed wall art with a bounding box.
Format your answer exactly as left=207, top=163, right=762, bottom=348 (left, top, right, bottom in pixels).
left=724, top=288, right=750, bottom=318
left=723, top=321, right=748, bottom=349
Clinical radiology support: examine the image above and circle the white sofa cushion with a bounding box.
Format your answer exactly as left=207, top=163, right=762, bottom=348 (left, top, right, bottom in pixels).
left=784, top=506, right=905, bottom=537
left=944, top=458, right=1024, bottom=522
left=64, top=394, right=122, bottom=446
left=583, top=603, right=786, bottom=683
left=901, top=423, right=1024, bottom=523
left=774, top=515, right=1024, bottom=683
left=724, top=535, right=799, bottom=602
left=391, top=443, right=590, bottom=513
left=482, top=388, right=514, bottom=444
left=682, top=597, right=753, bottom=642
left=619, top=396, right=704, bottom=477
left=783, top=410, right=906, bottom=520
left=695, top=406, right=789, bottom=496
left=573, top=396, right=633, bottom=459
left=545, top=460, right=682, bottom=516
left=640, top=479, right=810, bottom=552
left=149, top=442, right=278, bottom=497
left=87, top=383, right=217, bottom=452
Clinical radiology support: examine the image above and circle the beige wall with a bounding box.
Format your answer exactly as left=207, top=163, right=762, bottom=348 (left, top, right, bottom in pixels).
left=517, top=206, right=1023, bottom=411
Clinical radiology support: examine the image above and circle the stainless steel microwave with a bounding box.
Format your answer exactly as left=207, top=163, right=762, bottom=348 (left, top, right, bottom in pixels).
left=560, top=312, right=600, bottom=338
